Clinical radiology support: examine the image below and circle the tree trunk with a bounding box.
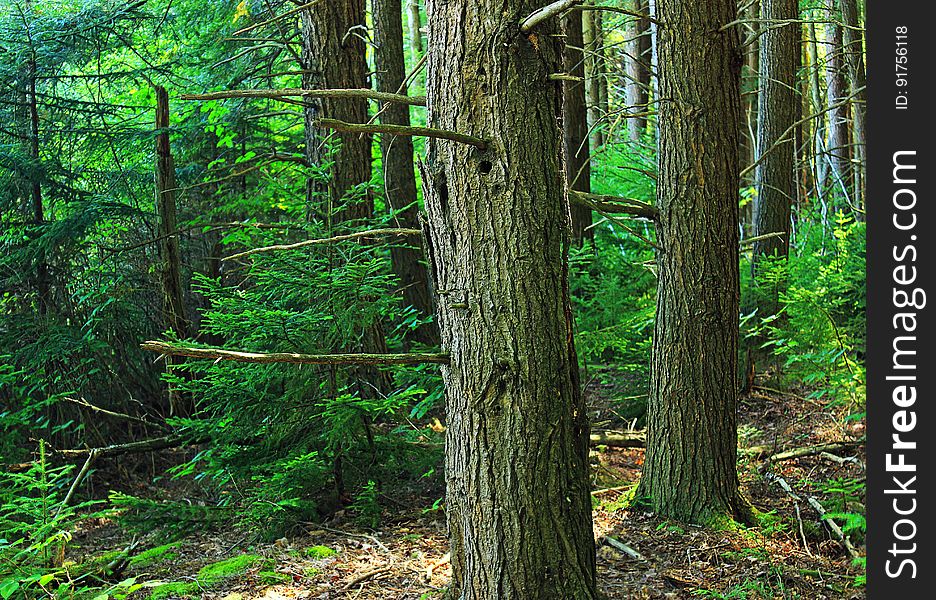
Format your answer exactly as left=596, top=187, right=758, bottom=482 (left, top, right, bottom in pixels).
left=752, top=0, right=797, bottom=260
left=422, top=1, right=598, bottom=597
left=637, top=0, right=748, bottom=524
left=155, top=86, right=192, bottom=417
left=823, top=5, right=851, bottom=207
left=625, top=0, right=652, bottom=139
left=405, top=0, right=423, bottom=59
left=299, top=1, right=372, bottom=225
left=583, top=9, right=605, bottom=150
left=839, top=0, right=864, bottom=211
left=373, top=0, right=439, bottom=345
left=562, top=11, right=593, bottom=245
left=807, top=20, right=828, bottom=214
left=26, top=51, right=49, bottom=315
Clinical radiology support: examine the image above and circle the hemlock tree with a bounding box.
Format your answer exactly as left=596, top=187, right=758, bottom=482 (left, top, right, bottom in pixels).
left=299, top=0, right=371, bottom=223
left=752, top=0, right=797, bottom=261
left=373, top=0, right=439, bottom=345
left=637, top=0, right=751, bottom=523
left=422, top=1, right=598, bottom=597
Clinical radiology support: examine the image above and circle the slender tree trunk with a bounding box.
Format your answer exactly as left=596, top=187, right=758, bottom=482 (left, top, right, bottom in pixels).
left=807, top=20, right=828, bottom=212
left=423, top=1, right=598, bottom=596
left=405, top=0, right=423, bottom=59
left=839, top=0, right=865, bottom=211
left=583, top=8, right=605, bottom=149
left=299, top=1, right=372, bottom=225
left=823, top=5, right=851, bottom=207
left=752, top=0, right=797, bottom=260
left=637, top=0, right=749, bottom=524
left=739, top=0, right=759, bottom=200
left=563, top=11, right=593, bottom=244
left=155, top=86, right=192, bottom=417
left=373, top=0, right=439, bottom=345
left=625, top=1, right=651, bottom=141
left=26, top=51, right=49, bottom=315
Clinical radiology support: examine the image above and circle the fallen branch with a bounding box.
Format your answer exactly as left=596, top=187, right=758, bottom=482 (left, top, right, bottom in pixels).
left=570, top=191, right=658, bottom=220
left=765, top=471, right=859, bottom=559
left=181, top=88, right=426, bottom=106
left=520, top=0, right=582, bottom=34
left=340, top=566, right=392, bottom=592
left=53, top=435, right=191, bottom=459
left=589, top=431, right=646, bottom=448
left=223, top=227, right=422, bottom=261
left=317, top=118, right=488, bottom=150
left=141, top=341, right=450, bottom=366
left=767, top=441, right=862, bottom=463
left=605, top=536, right=646, bottom=561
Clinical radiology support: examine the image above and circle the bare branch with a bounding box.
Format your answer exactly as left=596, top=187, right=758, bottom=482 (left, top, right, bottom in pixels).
left=223, top=228, right=423, bottom=261
left=520, top=0, right=583, bottom=34
left=317, top=118, right=488, bottom=150
left=141, top=341, right=450, bottom=366
left=181, top=88, right=426, bottom=106
left=570, top=190, right=658, bottom=220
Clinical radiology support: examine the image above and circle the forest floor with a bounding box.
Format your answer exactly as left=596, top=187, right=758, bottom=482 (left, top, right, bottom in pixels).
left=69, top=371, right=866, bottom=600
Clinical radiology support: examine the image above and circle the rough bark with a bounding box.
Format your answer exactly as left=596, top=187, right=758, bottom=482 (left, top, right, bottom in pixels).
left=373, top=0, right=439, bottom=345
left=422, top=1, right=598, bottom=597
left=299, top=1, right=372, bottom=224
left=637, top=0, right=748, bottom=524
left=562, top=10, right=593, bottom=245
left=752, top=0, right=797, bottom=260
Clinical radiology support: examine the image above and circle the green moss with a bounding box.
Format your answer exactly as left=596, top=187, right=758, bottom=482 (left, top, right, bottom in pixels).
left=147, top=554, right=265, bottom=599
left=196, top=554, right=264, bottom=587
left=148, top=581, right=197, bottom=599
left=130, top=542, right=182, bottom=568
left=302, top=545, right=337, bottom=559
left=259, top=570, right=291, bottom=585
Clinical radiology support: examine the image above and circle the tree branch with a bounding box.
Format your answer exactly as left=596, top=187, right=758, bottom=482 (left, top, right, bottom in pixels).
left=520, top=0, right=583, bottom=34
left=570, top=190, right=658, bottom=220
left=223, top=228, right=423, bottom=261
left=181, top=88, right=426, bottom=106
left=141, top=341, right=450, bottom=366
left=316, top=118, right=488, bottom=150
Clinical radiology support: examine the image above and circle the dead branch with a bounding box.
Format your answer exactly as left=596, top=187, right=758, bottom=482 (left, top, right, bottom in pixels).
left=53, top=435, right=192, bottom=459
left=520, top=0, right=582, bottom=34
left=223, top=227, right=422, bottom=261
left=764, top=471, right=859, bottom=559
left=570, top=191, right=658, bottom=220
left=317, top=118, right=488, bottom=150
left=181, top=88, right=426, bottom=106
left=141, top=341, right=450, bottom=366
left=589, top=431, right=646, bottom=448
left=767, top=441, right=862, bottom=463
left=605, top=536, right=646, bottom=561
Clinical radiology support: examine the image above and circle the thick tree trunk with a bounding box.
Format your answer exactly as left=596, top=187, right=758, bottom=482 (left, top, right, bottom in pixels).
left=752, top=0, right=797, bottom=260
left=637, top=0, right=748, bottom=524
left=839, top=0, right=865, bottom=210
left=422, top=1, right=598, bottom=597
left=373, top=0, right=439, bottom=345
left=299, top=1, right=372, bottom=225
left=563, top=11, right=593, bottom=245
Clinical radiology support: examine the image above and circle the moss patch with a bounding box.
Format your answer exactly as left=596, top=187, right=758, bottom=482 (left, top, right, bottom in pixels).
left=302, top=545, right=337, bottom=559
left=129, top=542, right=181, bottom=568
left=147, top=554, right=265, bottom=599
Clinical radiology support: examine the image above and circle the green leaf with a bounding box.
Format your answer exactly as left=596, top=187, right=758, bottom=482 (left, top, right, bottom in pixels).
left=0, top=579, right=20, bottom=600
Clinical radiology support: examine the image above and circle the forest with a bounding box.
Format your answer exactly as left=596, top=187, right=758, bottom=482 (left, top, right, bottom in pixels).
left=0, top=0, right=867, bottom=598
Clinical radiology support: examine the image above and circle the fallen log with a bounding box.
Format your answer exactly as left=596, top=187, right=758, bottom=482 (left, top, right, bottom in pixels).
left=589, top=431, right=646, bottom=448
left=141, top=340, right=450, bottom=366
